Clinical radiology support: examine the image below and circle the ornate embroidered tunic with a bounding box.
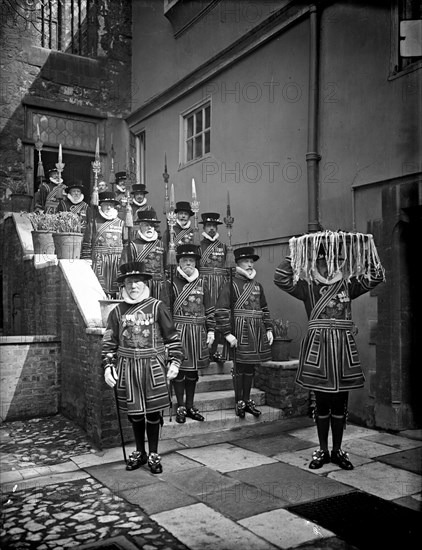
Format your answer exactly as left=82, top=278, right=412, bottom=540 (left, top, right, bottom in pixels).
left=81, top=210, right=124, bottom=296
left=274, top=257, right=385, bottom=392
left=163, top=274, right=214, bottom=370
left=102, top=298, right=183, bottom=416
left=199, top=238, right=228, bottom=307
left=36, top=181, right=65, bottom=213
left=121, top=236, right=165, bottom=299
left=215, top=273, right=273, bottom=364
left=57, top=197, right=90, bottom=231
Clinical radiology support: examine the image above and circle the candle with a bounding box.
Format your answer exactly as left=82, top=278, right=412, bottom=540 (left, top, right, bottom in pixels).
left=164, top=153, right=167, bottom=172
left=36, top=123, right=40, bottom=139
left=227, top=191, right=231, bottom=216
left=95, top=137, right=100, bottom=158
left=170, top=183, right=175, bottom=209
left=192, top=178, right=196, bottom=200
left=58, top=144, right=62, bottom=163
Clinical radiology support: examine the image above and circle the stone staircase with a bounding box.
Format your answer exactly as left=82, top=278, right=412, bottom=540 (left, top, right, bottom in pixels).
left=160, top=360, right=284, bottom=439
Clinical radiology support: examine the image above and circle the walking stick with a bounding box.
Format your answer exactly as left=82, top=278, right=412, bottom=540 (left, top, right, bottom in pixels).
left=224, top=192, right=239, bottom=408
left=113, top=385, right=127, bottom=464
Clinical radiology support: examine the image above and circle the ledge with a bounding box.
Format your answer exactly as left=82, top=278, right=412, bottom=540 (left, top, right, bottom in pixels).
left=0, top=335, right=60, bottom=344
left=86, top=328, right=106, bottom=336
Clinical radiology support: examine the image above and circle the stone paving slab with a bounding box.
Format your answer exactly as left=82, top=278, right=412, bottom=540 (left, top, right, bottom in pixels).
left=238, top=508, right=335, bottom=548
left=233, top=433, right=316, bottom=456
left=160, top=465, right=240, bottom=498
left=362, top=432, right=422, bottom=450
left=176, top=443, right=278, bottom=473
left=120, top=479, right=199, bottom=516
left=151, top=502, right=278, bottom=550
left=340, top=437, right=413, bottom=458
left=85, top=461, right=163, bottom=494
left=327, top=461, right=422, bottom=500
left=198, top=480, right=289, bottom=520
left=1, top=470, right=90, bottom=492
left=376, top=446, right=422, bottom=475
left=227, top=462, right=354, bottom=506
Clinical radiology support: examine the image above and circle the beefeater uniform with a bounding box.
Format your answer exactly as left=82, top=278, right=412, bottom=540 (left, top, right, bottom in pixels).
left=102, top=297, right=183, bottom=416
left=165, top=269, right=214, bottom=371
left=122, top=234, right=165, bottom=299
left=36, top=179, right=65, bottom=214
left=215, top=270, right=273, bottom=364
left=274, top=257, right=385, bottom=392
left=81, top=205, right=124, bottom=296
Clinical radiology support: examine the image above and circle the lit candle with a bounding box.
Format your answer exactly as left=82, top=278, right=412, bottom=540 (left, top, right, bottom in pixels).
left=170, top=183, right=175, bottom=209
left=227, top=191, right=231, bottom=216
left=58, top=144, right=62, bottom=163
left=192, top=178, right=196, bottom=200
left=36, top=124, right=40, bottom=139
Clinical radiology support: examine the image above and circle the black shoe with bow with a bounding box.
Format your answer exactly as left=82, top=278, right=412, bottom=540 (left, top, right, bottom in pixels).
left=176, top=406, right=187, bottom=424
left=309, top=449, right=330, bottom=469
left=148, top=452, right=163, bottom=474
left=186, top=407, right=205, bottom=421
left=125, top=451, right=148, bottom=471
left=236, top=400, right=246, bottom=418
left=331, top=449, right=354, bottom=470
left=245, top=399, right=261, bottom=417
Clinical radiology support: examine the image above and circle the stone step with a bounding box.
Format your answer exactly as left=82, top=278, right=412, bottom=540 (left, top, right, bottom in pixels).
left=160, top=404, right=284, bottom=439
left=196, top=373, right=234, bottom=392
left=165, top=387, right=266, bottom=416
left=201, top=361, right=233, bottom=376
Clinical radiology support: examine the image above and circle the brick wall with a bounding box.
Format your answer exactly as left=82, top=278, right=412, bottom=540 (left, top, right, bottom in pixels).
left=0, top=336, right=60, bottom=421
left=255, top=360, right=309, bottom=418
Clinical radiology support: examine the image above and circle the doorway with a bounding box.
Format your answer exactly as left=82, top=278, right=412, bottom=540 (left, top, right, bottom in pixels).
left=33, top=150, right=95, bottom=203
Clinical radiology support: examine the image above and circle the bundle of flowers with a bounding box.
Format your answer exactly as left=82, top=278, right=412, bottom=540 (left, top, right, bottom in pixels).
left=272, top=318, right=290, bottom=339
left=27, top=212, right=57, bottom=231
left=53, top=211, right=81, bottom=233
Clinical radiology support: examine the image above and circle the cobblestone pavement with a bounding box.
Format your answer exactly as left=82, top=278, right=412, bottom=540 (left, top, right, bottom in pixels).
left=0, top=415, right=188, bottom=550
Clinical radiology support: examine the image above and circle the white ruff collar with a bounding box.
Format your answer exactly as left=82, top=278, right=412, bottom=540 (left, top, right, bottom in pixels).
left=98, top=206, right=118, bottom=220
left=311, top=269, right=343, bottom=285
left=177, top=266, right=199, bottom=282
left=136, top=229, right=157, bottom=242
left=67, top=194, right=84, bottom=205
left=177, top=219, right=191, bottom=229
left=122, top=285, right=150, bottom=304
left=133, top=197, right=147, bottom=207
left=236, top=266, right=256, bottom=280
left=202, top=231, right=219, bottom=242
left=116, top=185, right=126, bottom=193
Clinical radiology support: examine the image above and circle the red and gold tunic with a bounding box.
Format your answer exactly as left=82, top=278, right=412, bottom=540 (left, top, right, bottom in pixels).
left=215, top=272, right=273, bottom=364
left=199, top=238, right=228, bottom=307
left=102, top=298, right=183, bottom=416
left=274, top=257, right=385, bottom=392
left=36, top=181, right=66, bottom=214
left=81, top=209, right=124, bottom=296
left=121, top=235, right=165, bottom=299
left=163, top=273, right=214, bottom=371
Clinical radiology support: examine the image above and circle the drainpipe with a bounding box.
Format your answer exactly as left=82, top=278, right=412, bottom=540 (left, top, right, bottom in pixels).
left=306, top=4, right=321, bottom=233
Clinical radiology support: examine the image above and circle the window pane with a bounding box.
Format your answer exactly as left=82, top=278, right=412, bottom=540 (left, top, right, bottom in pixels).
left=204, top=130, right=210, bottom=154
left=194, top=135, right=202, bottom=159
left=205, top=105, right=210, bottom=128
left=195, top=110, right=203, bottom=134
left=187, top=116, right=194, bottom=138
left=187, top=138, right=193, bottom=162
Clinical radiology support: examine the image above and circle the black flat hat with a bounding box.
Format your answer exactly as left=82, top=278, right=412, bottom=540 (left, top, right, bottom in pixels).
left=98, top=191, right=119, bottom=204
left=200, top=212, right=223, bottom=225
left=174, top=201, right=194, bottom=217
left=131, top=184, right=149, bottom=195
left=116, top=262, right=153, bottom=283
left=135, top=210, right=160, bottom=224
left=176, top=243, right=201, bottom=261
left=234, top=246, right=259, bottom=262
